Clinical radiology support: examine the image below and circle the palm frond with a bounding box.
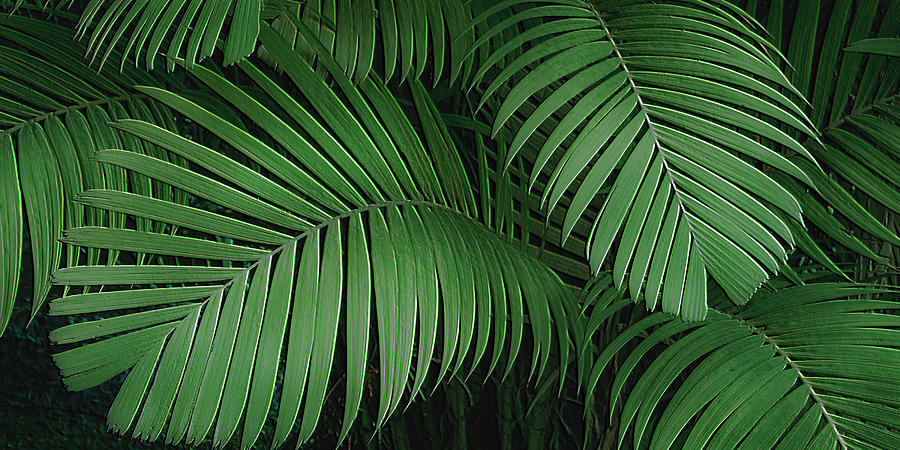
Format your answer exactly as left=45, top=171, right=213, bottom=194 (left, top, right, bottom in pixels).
left=0, top=9, right=183, bottom=335
left=442, top=113, right=595, bottom=283
left=259, top=0, right=479, bottom=85
left=463, top=0, right=819, bottom=319
left=47, top=22, right=578, bottom=448
left=751, top=0, right=900, bottom=272
left=24, top=0, right=266, bottom=71
left=584, top=280, right=900, bottom=449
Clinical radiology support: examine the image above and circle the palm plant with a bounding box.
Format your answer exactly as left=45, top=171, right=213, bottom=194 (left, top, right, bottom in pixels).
left=0, top=0, right=897, bottom=448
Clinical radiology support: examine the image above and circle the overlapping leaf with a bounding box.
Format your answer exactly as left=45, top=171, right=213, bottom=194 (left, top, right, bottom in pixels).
left=747, top=0, right=900, bottom=271
left=8, top=0, right=265, bottom=70
left=0, top=9, right=183, bottom=335
left=583, top=279, right=900, bottom=449
left=462, top=0, right=820, bottom=319
left=442, top=113, right=595, bottom=283
left=48, top=22, right=577, bottom=448
left=259, top=0, right=479, bottom=85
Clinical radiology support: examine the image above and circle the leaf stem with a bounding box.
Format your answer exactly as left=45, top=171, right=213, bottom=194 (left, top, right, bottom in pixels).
left=819, top=93, right=899, bottom=135
left=587, top=4, right=704, bottom=277
left=205, top=199, right=468, bottom=294
left=0, top=94, right=145, bottom=137
left=729, top=312, right=848, bottom=449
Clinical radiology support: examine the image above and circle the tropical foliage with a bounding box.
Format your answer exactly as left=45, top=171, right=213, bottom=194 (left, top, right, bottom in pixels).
left=0, top=0, right=897, bottom=448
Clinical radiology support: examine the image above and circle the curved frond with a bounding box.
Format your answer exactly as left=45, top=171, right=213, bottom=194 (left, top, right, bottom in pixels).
left=750, top=0, right=900, bottom=270
left=442, top=113, right=594, bottom=283
left=0, top=10, right=183, bottom=335
left=464, top=0, right=819, bottom=319
left=584, top=281, right=900, bottom=449
left=48, top=23, right=577, bottom=448
left=258, top=0, right=478, bottom=86
left=40, top=0, right=264, bottom=71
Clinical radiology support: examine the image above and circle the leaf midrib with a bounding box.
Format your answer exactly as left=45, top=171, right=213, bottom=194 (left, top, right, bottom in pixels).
left=0, top=93, right=144, bottom=136
left=817, top=93, right=899, bottom=137
left=589, top=4, right=709, bottom=275
left=194, top=199, right=474, bottom=294
left=720, top=307, right=849, bottom=449
left=0, top=87, right=234, bottom=137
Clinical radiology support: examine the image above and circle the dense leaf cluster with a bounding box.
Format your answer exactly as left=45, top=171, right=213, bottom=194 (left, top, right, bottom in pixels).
left=0, top=0, right=897, bottom=448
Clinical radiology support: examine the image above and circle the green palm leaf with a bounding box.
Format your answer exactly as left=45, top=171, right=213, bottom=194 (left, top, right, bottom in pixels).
left=750, top=0, right=900, bottom=270
left=584, top=279, right=900, bottom=449
left=2, top=2, right=897, bottom=448
left=463, top=0, right=820, bottom=319
left=845, top=38, right=900, bottom=57
left=11, top=0, right=264, bottom=71
left=258, top=0, right=478, bottom=85
left=48, top=22, right=577, bottom=448
left=0, top=9, right=185, bottom=335
left=442, top=113, right=595, bottom=283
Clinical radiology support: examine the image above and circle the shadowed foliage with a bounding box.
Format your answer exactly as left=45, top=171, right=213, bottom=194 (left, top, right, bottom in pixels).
left=0, top=0, right=897, bottom=448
